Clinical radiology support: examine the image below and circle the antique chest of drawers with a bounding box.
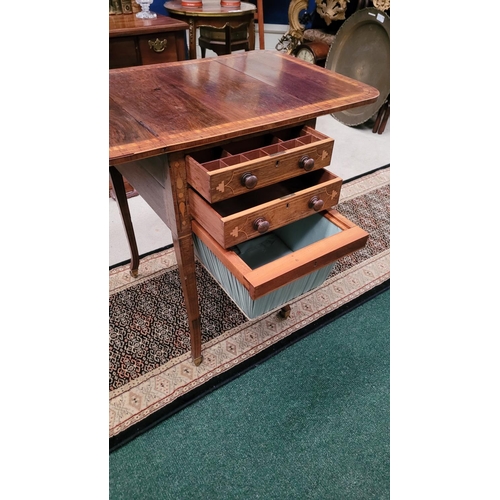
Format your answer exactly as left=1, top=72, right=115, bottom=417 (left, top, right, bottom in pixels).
left=109, top=13, right=188, bottom=69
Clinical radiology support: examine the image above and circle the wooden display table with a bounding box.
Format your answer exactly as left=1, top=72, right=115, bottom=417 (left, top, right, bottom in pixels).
left=164, top=0, right=256, bottom=59
left=109, top=51, right=378, bottom=365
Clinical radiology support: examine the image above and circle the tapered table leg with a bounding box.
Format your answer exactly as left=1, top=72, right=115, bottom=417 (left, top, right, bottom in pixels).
left=173, top=235, right=203, bottom=365
left=372, top=96, right=390, bottom=135
left=165, top=153, right=203, bottom=365
left=188, top=19, right=196, bottom=59
left=378, top=102, right=390, bottom=134
left=109, top=166, right=140, bottom=277
left=372, top=104, right=384, bottom=134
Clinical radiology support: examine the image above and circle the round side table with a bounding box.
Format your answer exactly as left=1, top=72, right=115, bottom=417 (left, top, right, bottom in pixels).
left=164, top=0, right=257, bottom=59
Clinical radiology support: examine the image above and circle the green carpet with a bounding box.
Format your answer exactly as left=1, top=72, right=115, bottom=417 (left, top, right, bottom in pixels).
left=109, top=289, right=389, bottom=500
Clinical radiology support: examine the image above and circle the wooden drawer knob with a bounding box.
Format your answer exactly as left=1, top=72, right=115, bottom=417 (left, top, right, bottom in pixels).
left=299, top=155, right=315, bottom=171
left=308, top=196, right=324, bottom=212
left=253, top=217, right=270, bottom=233
left=241, top=172, right=258, bottom=189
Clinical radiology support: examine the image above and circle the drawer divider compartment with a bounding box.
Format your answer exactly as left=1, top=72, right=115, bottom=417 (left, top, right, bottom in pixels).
left=186, top=125, right=334, bottom=203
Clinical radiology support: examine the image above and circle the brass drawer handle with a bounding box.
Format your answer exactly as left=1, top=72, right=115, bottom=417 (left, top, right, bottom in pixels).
left=148, top=38, right=167, bottom=53
left=253, top=217, right=270, bottom=234
left=241, top=172, right=258, bottom=189
left=308, top=196, right=324, bottom=212
left=299, top=155, right=315, bottom=171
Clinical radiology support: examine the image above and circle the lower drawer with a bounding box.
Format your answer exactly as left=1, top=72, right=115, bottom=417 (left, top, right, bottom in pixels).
left=192, top=210, right=369, bottom=318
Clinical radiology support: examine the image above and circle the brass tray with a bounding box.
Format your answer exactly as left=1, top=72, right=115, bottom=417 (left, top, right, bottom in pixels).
left=325, top=7, right=390, bottom=126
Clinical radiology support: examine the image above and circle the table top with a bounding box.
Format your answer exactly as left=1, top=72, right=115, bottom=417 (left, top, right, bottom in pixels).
left=164, top=0, right=256, bottom=16
left=109, top=51, right=379, bottom=165
left=109, top=12, right=188, bottom=37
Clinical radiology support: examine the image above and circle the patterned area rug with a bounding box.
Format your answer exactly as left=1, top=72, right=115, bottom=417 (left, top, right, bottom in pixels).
left=109, top=166, right=390, bottom=450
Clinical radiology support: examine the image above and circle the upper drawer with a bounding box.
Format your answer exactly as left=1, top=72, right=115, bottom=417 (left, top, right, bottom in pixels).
left=186, top=125, right=334, bottom=203
left=189, top=169, right=342, bottom=248
left=137, top=33, right=182, bottom=65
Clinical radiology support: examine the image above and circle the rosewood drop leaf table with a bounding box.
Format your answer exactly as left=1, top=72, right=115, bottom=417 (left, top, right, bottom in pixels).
left=109, top=51, right=378, bottom=365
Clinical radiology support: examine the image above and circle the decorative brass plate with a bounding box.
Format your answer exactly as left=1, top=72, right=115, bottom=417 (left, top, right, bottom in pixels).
left=325, top=7, right=390, bottom=126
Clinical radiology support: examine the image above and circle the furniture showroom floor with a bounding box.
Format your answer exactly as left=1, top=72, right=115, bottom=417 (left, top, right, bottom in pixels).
left=109, top=113, right=390, bottom=267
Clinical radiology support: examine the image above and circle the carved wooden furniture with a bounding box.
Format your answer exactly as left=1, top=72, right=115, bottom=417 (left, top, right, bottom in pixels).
left=199, top=23, right=250, bottom=57
left=109, top=51, right=378, bottom=366
left=164, top=0, right=256, bottom=59
left=109, top=13, right=188, bottom=68
left=197, top=0, right=263, bottom=57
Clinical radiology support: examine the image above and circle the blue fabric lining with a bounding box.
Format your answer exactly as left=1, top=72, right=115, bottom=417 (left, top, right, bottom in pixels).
left=193, top=214, right=341, bottom=319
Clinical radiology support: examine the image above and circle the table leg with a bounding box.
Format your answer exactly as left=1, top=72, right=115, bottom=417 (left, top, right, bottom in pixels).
left=372, top=98, right=390, bottom=135
left=372, top=104, right=384, bottom=134
left=188, top=19, right=197, bottom=59
left=378, top=101, right=390, bottom=134
left=256, top=0, right=264, bottom=49
left=109, top=166, right=139, bottom=277
left=173, top=235, right=203, bottom=365
left=166, top=153, right=203, bottom=365
left=247, top=18, right=255, bottom=51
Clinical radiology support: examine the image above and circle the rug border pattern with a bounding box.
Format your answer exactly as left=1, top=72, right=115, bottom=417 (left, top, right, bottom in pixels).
left=109, top=251, right=389, bottom=437
left=109, top=167, right=390, bottom=438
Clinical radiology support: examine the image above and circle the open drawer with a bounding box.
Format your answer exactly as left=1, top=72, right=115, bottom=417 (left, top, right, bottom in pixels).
left=186, top=125, right=334, bottom=203
left=192, top=210, right=369, bottom=319
left=189, top=169, right=342, bottom=248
